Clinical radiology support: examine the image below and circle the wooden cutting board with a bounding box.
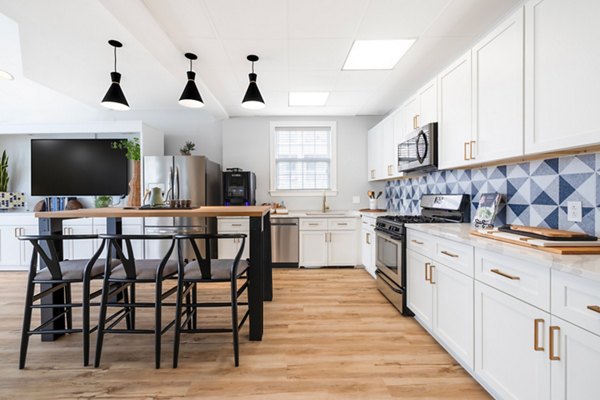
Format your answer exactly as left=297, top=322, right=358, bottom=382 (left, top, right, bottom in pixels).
left=470, top=230, right=600, bottom=254
left=506, top=224, right=591, bottom=238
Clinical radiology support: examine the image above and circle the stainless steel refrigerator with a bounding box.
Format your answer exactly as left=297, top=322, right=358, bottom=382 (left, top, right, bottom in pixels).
left=143, top=156, right=221, bottom=261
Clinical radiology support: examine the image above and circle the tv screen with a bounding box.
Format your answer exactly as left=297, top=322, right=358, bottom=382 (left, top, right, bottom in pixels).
left=31, top=139, right=129, bottom=196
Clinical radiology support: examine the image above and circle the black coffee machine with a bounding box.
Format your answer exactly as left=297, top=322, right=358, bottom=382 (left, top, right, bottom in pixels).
left=223, top=169, right=256, bottom=206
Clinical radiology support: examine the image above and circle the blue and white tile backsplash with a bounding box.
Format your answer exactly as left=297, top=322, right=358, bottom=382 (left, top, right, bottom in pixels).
left=385, top=152, right=600, bottom=236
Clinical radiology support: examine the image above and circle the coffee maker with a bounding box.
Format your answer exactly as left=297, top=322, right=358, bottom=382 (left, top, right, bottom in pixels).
left=223, top=169, right=256, bottom=206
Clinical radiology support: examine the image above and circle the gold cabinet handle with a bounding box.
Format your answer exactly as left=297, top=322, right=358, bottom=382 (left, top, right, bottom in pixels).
left=490, top=268, right=520, bottom=280
left=425, top=262, right=431, bottom=282
left=587, top=305, right=600, bottom=314
left=470, top=140, right=476, bottom=159
left=411, top=239, right=424, bottom=245
left=14, top=227, right=19, bottom=237
left=430, top=264, right=436, bottom=285
left=534, top=319, right=545, bottom=351
left=337, top=223, right=348, bottom=226
left=308, top=223, right=319, bottom=226
left=440, top=250, right=459, bottom=258
left=366, top=232, right=371, bottom=245
left=231, top=223, right=242, bottom=227
left=549, top=326, right=560, bottom=361
left=463, top=142, right=469, bottom=161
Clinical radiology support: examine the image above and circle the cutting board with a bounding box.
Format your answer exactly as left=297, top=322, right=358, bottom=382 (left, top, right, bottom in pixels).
left=470, top=229, right=600, bottom=254
left=359, top=208, right=387, bottom=212
left=504, top=224, right=593, bottom=239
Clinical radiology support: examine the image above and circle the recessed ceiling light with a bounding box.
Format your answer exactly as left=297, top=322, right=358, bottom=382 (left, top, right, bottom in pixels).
left=289, top=92, right=329, bottom=107
left=0, top=70, right=14, bottom=80
left=342, top=39, right=416, bottom=70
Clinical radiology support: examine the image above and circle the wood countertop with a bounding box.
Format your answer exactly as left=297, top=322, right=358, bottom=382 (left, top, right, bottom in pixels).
left=35, top=205, right=271, bottom=219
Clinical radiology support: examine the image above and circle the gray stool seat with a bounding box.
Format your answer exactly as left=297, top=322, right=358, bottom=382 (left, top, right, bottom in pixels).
left=110, top=259, right=178, bottom=280
left=34, top=259, right=121, bottom=281
left=184, top=259, right=249, bottom=280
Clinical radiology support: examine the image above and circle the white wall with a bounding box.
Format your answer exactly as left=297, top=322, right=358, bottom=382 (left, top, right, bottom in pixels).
left=222, top=116, right=384, bottom=210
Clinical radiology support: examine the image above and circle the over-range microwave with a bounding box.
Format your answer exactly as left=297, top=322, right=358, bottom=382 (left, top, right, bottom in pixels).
left=397, top=122, right=438, bottom=173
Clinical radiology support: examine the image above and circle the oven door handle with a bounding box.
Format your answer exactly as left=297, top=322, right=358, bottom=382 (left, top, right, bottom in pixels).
left=375, top=270, right=403, bottom=294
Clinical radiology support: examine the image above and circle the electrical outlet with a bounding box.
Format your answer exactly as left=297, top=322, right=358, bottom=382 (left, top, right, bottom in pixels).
left=352, top=196, right=360, bottom=204
left=567, top=201, right=582, bottom=222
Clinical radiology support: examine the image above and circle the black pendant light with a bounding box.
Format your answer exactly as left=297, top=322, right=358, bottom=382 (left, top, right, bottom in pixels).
left=179, top=53, right=204, bottom=108
left=241, top=54, right=265, bottom=109
left=101, top=40, right=130, bottom=111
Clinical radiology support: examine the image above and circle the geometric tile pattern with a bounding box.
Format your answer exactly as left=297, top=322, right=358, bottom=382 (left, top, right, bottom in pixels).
left=385, top=153, right=600, bottom=236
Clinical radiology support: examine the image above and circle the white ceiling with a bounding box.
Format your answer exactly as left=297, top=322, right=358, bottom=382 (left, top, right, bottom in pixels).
left=0, top=0, right=522, bottom=120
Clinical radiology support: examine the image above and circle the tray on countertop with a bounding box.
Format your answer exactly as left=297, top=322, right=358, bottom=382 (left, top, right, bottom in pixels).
left=471, top=228, right=600, bottom=254
left=498, top=224, right=597, bottom=241
left=358, top=208, right=387, bottom=212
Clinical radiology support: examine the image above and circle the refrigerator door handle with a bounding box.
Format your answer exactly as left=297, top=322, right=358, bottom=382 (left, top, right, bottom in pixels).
left=175, top=166, right=180, bottom=201
left=165, top=166, right=173, bottom=201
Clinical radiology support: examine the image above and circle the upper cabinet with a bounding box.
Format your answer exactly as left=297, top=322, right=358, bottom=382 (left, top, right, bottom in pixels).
left=367, top=122, right=384, bottom=181
left=438, top=51, right=473, bottom=170
left=418, top=78, right=438, bottom=128
left=472, top=7, right=524, bottom=163
left=524, top=0, right=600, bottom=154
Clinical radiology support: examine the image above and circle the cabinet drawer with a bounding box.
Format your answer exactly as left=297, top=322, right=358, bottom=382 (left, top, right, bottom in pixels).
left=552, top=270, right=600, bottom=337
left=328, top=218, right=357, bottom=231
left=218, top=218, right=249, bottom=232
left=434, top=237, right=474, bottom=277
left=300, top=219, right=327, bottom=231
left=475, top=248, right=550, bottom=311
left=406, top=229, right=435, bottom=256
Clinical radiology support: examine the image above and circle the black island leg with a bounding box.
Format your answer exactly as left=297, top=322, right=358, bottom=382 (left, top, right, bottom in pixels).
left=38, top=218, right=65, bottom=342
left=248, top=215, right=264, bottom=341
left=263, top=213, right=272, bottom=301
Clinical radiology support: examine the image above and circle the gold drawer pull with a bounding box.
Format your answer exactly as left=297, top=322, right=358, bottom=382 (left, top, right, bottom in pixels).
left=490, top=268, right=520, bottom=280
left=463, top=142, right=469, bottom=161
left=411, top=239, right=424, bottom=245
left=470, top=140, right=476, bottom=159
left=534, top=319, right=544, bottom=351
left=231, top=224, right=242, bottom=227
left=587, top=305, right=600, bottom=314
left=425, top=262, right=431, bottom=282
left=549, top=326, right=560, bottom=361
left=440, top=250, right=459, bottom=258
left=337, top=223, right=348, bottom=226
left=430, top=264, right=436, bottom=285
left=308, top=223, right=319, bottom=226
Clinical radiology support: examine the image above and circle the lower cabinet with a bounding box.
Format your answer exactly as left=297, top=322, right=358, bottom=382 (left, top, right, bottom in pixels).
left=407, top=249, right=433, bottom=328
left=0, top=215, right=38, bottom=270
left=299, top=231, right=328, bottom=267
left=360, top=215, right=376, bottom=278
left=550, top=316, right=600, bottom=400
left=299, top=217, right=357, bottom=268
left=217, top=217, right=250, bottom=260
left=475, top=281, right=550, bottom=400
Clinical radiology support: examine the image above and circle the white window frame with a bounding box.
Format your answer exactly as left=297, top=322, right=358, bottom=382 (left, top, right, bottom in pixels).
left=269, top=121, right=337, bottom=197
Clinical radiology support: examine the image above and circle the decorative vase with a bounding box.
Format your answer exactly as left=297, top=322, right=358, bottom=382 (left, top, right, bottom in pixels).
left=127, top=160, right=141, bottom=207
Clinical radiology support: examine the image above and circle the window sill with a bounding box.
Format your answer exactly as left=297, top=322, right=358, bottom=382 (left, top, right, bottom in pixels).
left=269, top=190, right=338, bottom=197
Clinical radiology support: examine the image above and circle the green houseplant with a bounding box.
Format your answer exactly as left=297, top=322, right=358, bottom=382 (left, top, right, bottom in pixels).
left=112, top=138, right=141, bottom=207
left=179, top=141, right=195, bottom=156
left=0, top=150, right=9, bottom=192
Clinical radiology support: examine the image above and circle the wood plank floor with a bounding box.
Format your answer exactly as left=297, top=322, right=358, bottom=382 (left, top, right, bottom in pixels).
left=0, top=268, right=489, bottom=399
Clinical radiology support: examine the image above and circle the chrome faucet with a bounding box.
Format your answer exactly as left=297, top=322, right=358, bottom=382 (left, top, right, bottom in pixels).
left=322, top=192, right=329, bottom=213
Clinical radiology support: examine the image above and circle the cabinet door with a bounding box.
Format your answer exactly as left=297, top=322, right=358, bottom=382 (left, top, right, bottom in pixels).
left=473, top=7, right=524, bottom=163
left=328, top=231, right=357, bottom=266
left=0, top=226, right=31, bottom=268
left=218, top=237, right=239, bottom=260
left=122, top=224, right=144, bottom=259
left=438, top=51, right=473, bottom=169
left=19, top=225, right=37, bottom=266
left=525, top=0, right=600, bottom=154
left=299, top=231, right=328, bottom=267
left=403, top=96, right=419, bottom=134
left=475, top=281, right=550, bottom=400
left=418, top=78, right=437, bottom=125
left=406, top=249, right=433, bottom=329
left=367, top=125, right=382, bottom=181
left=360, top=227, right=372, bottom=273
left=432, top=263, right=474, bottom=370
left=550, top=316, right=600, bottom=400
left=382, top=116, right=397, bottom=178
left=65, top=225, right=96, bottom=260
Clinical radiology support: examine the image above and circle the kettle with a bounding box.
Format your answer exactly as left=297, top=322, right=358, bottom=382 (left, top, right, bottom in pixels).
left=145, top=187, right=165, bottom=206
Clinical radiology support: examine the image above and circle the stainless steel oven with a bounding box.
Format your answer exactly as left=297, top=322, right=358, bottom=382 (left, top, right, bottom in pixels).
left=375, top=231, right=408, bottom=315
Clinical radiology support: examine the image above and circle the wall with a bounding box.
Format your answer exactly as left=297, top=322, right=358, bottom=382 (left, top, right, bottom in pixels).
left=222, top=116, right=384, bottom=210
left=385, top=152, right=600, bottom=236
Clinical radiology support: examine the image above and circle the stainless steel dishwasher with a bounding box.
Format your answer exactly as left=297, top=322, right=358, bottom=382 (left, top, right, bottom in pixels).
left=271, top=218, right=299, bottom=267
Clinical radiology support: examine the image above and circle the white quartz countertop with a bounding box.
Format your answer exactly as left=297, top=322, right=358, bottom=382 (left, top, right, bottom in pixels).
left=406, top=223, right=600, bottom=282
left=270, top=210, right=362, bottom=218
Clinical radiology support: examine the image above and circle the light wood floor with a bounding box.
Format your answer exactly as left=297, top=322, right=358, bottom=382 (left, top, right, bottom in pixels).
left=0, top=268, right=489, bottom=399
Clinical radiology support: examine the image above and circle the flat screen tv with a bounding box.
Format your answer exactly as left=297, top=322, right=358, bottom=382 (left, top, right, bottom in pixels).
left=31, top=139, right=129, bottom=196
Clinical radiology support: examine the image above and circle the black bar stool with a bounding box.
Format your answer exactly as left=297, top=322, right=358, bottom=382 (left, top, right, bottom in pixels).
left=94, top=234, right=178, bottom=369
left=17, top=234, right=121, bottom=368
left=172, top=233, right=249, bottom=368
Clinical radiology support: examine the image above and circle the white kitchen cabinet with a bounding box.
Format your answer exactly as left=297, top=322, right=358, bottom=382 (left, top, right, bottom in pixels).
left=433, top=262, right=474, bottom=370
left=402, top=96, right=419, bottom=136
left=438, top=51, right=473, bottom=169
left=418, top=78, right=438, bottom=127
left=525, top=0, right=600, bottom=154
left=0, top=215, right=38, bottom=270
left=472, top=7, right=524, bottom=163
left=217, top=217, right=249, bottom=260
left=406, top=249, right=433, bottom=329
left=367, top=123, right=384, bottom=181
left=474, top=281, right=550, bottom=400
left=63, top=219, right=95, bottom=260
left=299, top=218, right=357, bottom=268
left=382, top=117, right=396, bottom=179
left=550, top=316, right=600, bottom=400
left=360, top=215, right=376, bottom=279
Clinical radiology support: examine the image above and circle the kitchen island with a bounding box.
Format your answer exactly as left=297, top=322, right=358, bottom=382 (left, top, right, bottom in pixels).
left=34, top=206, right=272, bottom=342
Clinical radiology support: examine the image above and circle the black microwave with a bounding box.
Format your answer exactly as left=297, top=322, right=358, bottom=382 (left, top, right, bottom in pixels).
left=397, top=122, right=438, bottom=173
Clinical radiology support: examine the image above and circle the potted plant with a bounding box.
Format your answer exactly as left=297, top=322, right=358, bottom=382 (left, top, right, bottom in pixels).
left=112, top=138, right=141, bottom=207
left=0, top=150, right=25, bottom=209
left=179, top=141, right=195, bottom=156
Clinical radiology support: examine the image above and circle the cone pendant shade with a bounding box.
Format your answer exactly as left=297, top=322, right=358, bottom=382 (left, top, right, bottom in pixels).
left=101, top=40, right=129, bottom=111
left=241, top=55, right=265, bottom=109
left=179, top=53, right=204, bottom=108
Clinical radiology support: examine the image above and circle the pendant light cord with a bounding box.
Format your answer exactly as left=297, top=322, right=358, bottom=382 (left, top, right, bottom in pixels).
left=113, top=45, right=117, bottom=73
left=189, top=58, right=193, bottom=72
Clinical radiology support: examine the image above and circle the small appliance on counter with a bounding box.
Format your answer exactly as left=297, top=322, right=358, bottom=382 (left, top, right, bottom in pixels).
left=398, top=122, right=438, bottom=173
left=223, top=169, right=256, bottom=206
